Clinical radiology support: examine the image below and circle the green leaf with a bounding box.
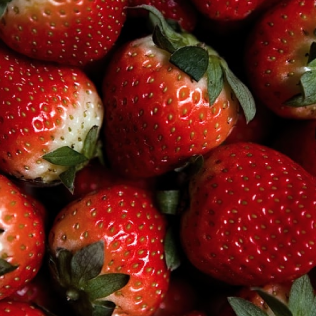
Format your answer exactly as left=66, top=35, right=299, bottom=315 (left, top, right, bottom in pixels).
left=288, top=274, right=315, bottom=316
left=82, top=126, right=99, bottom=160
left=285, top=70, right=316, bottom=106
left=164, top=226, right=182, bottom=271
left=152, top=24, right=177, bottom=54
left=85, top=273, right=130, bottom=301
left=170, top=46, right=209, bottom=82
left=254, top=288, right=293, bottom=316
left=221, top=61, right=256, bottom=123
left=206, top=55, right=224, bottom=105
left=0, top=0, right=11, bottom=18
left=59, top=166, right=76, bottom=194
left=0, top=258, right=18, bottom=276
left=228, top=297, right=268, bottom=316
left=43, top=146, right=88, bottom=166
left=92, top=301, right=116, bottom=316
left=71, top=241, right=105, bottom=286
left=155, top=190, right=180, bottom=215
left=54, top=248, right=73, bottom=287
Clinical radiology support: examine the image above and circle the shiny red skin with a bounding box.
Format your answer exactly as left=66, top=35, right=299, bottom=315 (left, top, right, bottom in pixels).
left=245, top=0, right=316, bottom=119
left=0, top=174, right=46, bottom=299
left=49, top=184, right=170, bottom=316
left=0, top=41, right=103, bottom=184
left=127, top=0, right=198, bottom=32
left=181, top=142, right=316, bottom=286
left=102, top=35, right=239, bottom=179
left=0, top=0, right=127, bottom=67
left=189, top=0, right=265, bottom=21
left=0, top=299, right=46, bottom=315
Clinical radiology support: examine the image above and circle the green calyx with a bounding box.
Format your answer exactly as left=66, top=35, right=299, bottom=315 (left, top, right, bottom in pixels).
left=285, top=41, right=316, bottom=107
left=0, top=0, right=11, bottom=18
left=228, top=274, right=316, bottom=316
left=135, top=4, right=256, bottom=123
left=42, top=125, right=101, bottom=193
left=0, top=258, right=18, bottom=276
left=49, top=241, right=130, bottom=316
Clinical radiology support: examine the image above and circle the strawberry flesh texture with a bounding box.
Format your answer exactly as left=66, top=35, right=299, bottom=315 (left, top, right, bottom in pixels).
left=181, top=142, right=316, bottom=286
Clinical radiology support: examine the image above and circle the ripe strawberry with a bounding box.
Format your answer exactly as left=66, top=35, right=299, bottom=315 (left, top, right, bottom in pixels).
left=189, top=0, right=266, bottom=21
left=48, top=184, right=171, bottom=316
left=0, top=174, right=46, bottom=299
left=127, top=0, right=198, bottom=32
left=0, top=299, right=47, bottom=316
left=228, top=274, right=315, bottom=316
left=180, top=142, right=316, bottom=286
left=102, top=5, right=255, bottom=179
left=0, top=40, right=104, bottom=191
left=244, top=0, right=316, bottom=119
left=0, top=0, right=127, bottom=67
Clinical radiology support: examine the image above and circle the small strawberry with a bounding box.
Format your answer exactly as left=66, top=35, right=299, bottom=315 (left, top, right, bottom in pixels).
left=180, top=142, right=316, bottom=286
left=244, top=0, right=316, bottom=119
left=102, top=5, right=256, bottom=179
left=0, top=299, right=48, bottom=316
left=228, top=274, right=316, bottom=316
left=48, top=184, right=171, bottom=316
left=0, top=0, right=127, bottom=67
left=0, top=40, right=104, bottom=191
left=0, top=174, right=46, bottom=299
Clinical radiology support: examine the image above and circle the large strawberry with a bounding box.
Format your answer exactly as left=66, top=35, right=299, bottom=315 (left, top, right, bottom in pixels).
left=0, top=40, right=104, bottom=192
left=102, top=5, right=255, bottom=179
left=244, top=0, right=316, bottom=119
left=48, top=184, right=171, bottom=316
left=0, top=0, right=127, bottom=67
left=0, top=174, right=46, bottom=299
left=180, top=142, right=316, bottom=286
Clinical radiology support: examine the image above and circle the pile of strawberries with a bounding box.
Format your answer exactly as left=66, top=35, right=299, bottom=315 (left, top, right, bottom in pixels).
left=1, top=0, right=316, bottom=315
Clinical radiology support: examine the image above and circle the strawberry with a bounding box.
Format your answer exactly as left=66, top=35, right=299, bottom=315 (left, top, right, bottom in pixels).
left=48, top=184, right=171, bottom=316
left=189, top=0, right=265, bottom=21
left=0, top=40, right=104, bottom=192
left=228, top=274, right=316, bottom=316
left=0, top=174, right=46, bottom=300
left=0, top=0, right=127, bottom=67
left=244, top=0, right=316, bottom=119
left=127, top=0, right=198, bottom=32
left=180, top=142, right=316, bottom=286
left=0, top=299, right=47, bottom=316
left=102, top=5, right=256, bottom=179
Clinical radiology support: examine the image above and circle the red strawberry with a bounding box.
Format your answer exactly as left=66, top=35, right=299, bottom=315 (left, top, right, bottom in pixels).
left=0, top=40, right=104, bottom=191
left=0, top=299, right=47, bottom=316
left=48, top=184, right=171, bottom=316
left=0, top=0, right=127, bottom=67
left=127, top=0, right=198, bottom=32
left=102, top=5, right=255, bottom=179
left=180, top=142, right=316, bottom=286
left=227, top=274, right=315, bottom=316
left=244, top=0, right=316, bottom=119
left=0, top=174, right=46, bottom=299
